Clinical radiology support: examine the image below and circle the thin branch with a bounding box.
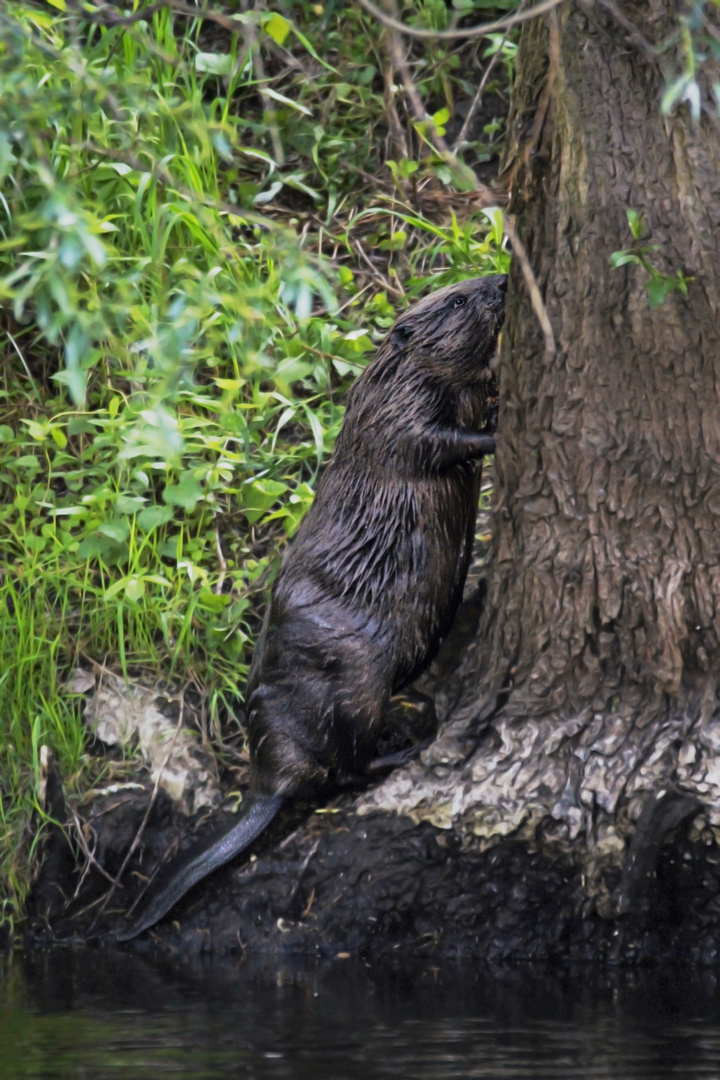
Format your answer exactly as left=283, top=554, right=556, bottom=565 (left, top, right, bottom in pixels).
left=67, top=808, right=118, bottom=893
left=214, top=527, right=228, bottom=596
left=358, top=0, right=568, bottom=41
left=452, top=3, right=527, bottom=153
left=353, top=239, right=405, bottom=296
left=594, top=0, right=659, bottom=60
left=124, top=837, right=180, bottom=919
left=383, top=13, right=497, bottom=202
left=452, top=43, right=506, bottom=153
left=286, top=838, right=321, bottom=905
left=380, top=8, right=556, bottom=355
left=242, top=5, right=286, bottom=168
left=68, top=0, right=242, bottom=34
left=89, top=692, right=187, bottom=927
left=501, top=216, right=556, bottom=356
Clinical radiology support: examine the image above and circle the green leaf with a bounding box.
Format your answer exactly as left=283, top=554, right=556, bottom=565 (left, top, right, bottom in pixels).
left=195, top=52, right=234, bottom=76
left=115, top=495, right=145, bottom=514
left=432, top=107, right=450, bottom=136
left=13, top=456, right=42, bottom=472
left=242, top=479, right=289, bottom=524
left=379, top=230, right=407, bottom=251
left=661, top=74, right=692, bottom=116
left=262, top=87, right=313, bottom=116
left=124, top=577, right=146, bottom=602
left=163, top=476, right=204, bottom=509
left=78, top=534, right=123, bottom=561
left=448, top=160, right=479, bottom=193
left=343, top=329, right=373, bottom=352
left=104, top=577, right=129, bottom=601
left=286, top=22, right=338, bottom=72
left=284, top=173, right=322, bottom=200
left=198, top=590, right=232, bottom=612
left=481, top=206, right=504, bottom=248
left=610, top=250, right=640, bottom=269
left=626, top=209, right=643, bottom=240
left=305, top=407, right=325, bottom=460
left=97, top=519, right=131, bottom=543
left=138, top=505, right=175, bottom=531
left=263, top=12, right=290, bottom=46
left=647, top=276, right=676, bottom=308
left=22, top=420, right=49, bottom=441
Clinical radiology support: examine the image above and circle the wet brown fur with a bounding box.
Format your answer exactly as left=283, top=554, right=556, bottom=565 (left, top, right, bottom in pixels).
left=247, top=274, right=506, bottom=795
left=118, top=274, right=506, bottom=939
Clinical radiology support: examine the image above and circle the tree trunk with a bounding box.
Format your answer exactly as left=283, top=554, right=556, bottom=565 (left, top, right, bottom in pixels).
left=33, top=1, right=720, bottom=961
left=363, top=0, right=720, bottom=905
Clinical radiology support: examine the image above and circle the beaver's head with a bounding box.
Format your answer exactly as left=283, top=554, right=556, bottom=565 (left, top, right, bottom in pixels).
left=392, top=274, right=506, bottom=385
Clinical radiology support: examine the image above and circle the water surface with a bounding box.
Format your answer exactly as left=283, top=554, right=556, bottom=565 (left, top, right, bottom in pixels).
left=2, top=950, right=720, bottom=1079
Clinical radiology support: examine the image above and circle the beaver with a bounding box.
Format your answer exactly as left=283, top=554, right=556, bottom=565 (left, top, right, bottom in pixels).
left=118, top=273, right=506, bottom=940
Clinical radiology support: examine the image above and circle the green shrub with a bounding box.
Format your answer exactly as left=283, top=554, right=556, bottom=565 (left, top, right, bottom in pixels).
left=0, top=0, right=510, bottom=924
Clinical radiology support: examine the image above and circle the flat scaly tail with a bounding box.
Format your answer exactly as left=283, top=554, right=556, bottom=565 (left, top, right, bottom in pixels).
left=116, top=792, right=284, bottom=940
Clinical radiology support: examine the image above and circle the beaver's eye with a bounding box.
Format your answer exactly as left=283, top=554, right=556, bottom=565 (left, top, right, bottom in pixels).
left=452, top=296, right=466, bottom=308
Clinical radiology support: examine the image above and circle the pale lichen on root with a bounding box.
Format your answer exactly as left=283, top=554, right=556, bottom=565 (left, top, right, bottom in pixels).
left=356, top=690, right=720, bottom=919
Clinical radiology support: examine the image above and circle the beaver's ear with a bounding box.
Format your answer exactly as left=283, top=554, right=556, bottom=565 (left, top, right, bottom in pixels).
left=393, top=323, right=413, bottom=343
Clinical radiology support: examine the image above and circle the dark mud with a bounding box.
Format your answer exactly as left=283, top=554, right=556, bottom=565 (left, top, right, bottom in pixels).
left=25, top=775, right=720, bottom=965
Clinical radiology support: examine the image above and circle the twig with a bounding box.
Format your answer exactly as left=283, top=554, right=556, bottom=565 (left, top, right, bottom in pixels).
left=287, top=838, right=321, bottom=905
left=68, top=0, right=243, bottom=34
left=501, top=217, right=555, bottom=356
left=89, top=691, right=187, bottom=927
left=67, top=808, right=117, bottom=899
left=452, top=6, right=525, bottom=153
left=214, top=527, right=228, bottom=596
left=353, top=239, right=405, bottom=296
left=452, top=47, right=504, bottom=154
left=379, top=6, right=555, bottom=355
left=124, top=837, right=180, bottom=918
left=358, top=0, right=568, bottom=41
left=594, top=0, right=659, bottom=60
left=381, top=44, right=410, bottom=161
left=72, top=890, right=122, bottom=923
left=383, top=14, right=496, bottom=202
left=5, top=332, right=41, bottom=400
left=242, top=6, right=286, bottom=167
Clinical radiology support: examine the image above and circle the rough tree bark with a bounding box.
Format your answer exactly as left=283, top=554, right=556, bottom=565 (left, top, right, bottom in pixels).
left=32, top=0, right=720, bottom=961
left=363, top=0, right=720, bottom=906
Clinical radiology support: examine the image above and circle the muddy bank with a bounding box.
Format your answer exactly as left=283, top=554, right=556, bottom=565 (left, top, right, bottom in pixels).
left=24, top=770, right=720, bottom=965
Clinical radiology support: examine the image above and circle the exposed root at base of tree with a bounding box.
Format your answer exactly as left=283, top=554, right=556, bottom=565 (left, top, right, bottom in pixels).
left=24, top=767, right=720, bottom=966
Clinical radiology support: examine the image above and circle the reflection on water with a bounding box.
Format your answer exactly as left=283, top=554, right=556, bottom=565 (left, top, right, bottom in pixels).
left=2, top=949, right=720, bottom=1079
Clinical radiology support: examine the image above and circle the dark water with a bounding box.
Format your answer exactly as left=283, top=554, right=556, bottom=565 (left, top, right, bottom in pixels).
left=3, top=951, right=720, bottom=1079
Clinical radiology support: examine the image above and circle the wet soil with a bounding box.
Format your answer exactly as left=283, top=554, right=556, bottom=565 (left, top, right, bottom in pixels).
left=25, top=772, right=720, bottom=965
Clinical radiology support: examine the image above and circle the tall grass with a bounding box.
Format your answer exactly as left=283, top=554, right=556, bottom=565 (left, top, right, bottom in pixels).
left=0, top=0, right=513, bottom=926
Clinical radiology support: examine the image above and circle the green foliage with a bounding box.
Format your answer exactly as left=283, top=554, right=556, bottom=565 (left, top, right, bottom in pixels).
left=0, top=0, right=511, bottom=923
left=610, top=210, right=692, bottom=308
left=656, top=0, right=720, bottom=120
